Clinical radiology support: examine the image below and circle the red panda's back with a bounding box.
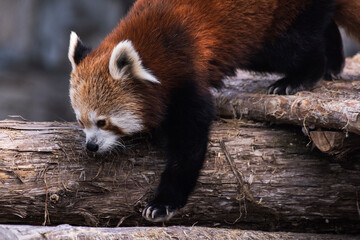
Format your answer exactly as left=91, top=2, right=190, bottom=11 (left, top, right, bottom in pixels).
left=95, top=0, right=313, bottom=89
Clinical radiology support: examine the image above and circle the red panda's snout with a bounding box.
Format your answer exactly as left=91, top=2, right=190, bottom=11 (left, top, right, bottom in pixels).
left=86, top=141, right=99, bottom=152
left=73, top=109, right=145, bottom=153
left=83, top=122, right=121, bottom=153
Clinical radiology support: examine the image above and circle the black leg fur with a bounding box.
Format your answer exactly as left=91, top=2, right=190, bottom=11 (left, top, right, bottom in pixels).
left=142, top=81, right=215, bottom=222
left=324, top=20, right=345, bottom=81
left=247, top=0, right=336, bottom=95
left=267, top=46, right=326, bottom=95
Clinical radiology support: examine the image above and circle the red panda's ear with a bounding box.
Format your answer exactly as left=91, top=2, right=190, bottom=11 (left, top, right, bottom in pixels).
left=68, top=31, right=91, bottom=72
left=109, top=40, right=160, bottom=84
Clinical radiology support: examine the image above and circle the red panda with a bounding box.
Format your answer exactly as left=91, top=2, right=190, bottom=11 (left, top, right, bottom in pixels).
left=68, top=0, right=360, bottom=222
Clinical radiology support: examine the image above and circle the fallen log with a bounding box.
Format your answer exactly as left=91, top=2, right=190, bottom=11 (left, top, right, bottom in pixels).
left=214, top=54, right=360, bottom=157
left=0, top=120, right=359, bottom=233
left=1, top=225, right=358, bottom=240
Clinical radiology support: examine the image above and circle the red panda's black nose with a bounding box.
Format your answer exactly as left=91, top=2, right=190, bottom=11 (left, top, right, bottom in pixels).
left=86, top=142, right=99, bottom=152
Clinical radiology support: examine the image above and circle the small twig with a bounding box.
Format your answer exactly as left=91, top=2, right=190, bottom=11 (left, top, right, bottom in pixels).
left=7, top=115, right=28, bottom=121
left=220, top=140, right=254, bottom=202
left=220, top=140, right=256, bottom=222
left=302, top=114, right=310, bottom=137
left=342, top=115, right=350, bottom=133
left=42, top=167, right=51, bottom=226
left=91, top=162, right=104, bottom=181
left=58, top=144, right=71, bottom=162
left=116, top=214, right=133, bottom=227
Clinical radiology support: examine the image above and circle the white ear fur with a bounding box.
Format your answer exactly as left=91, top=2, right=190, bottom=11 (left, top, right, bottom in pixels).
left=68, top=31, right=80, bottom=72
left=109, top=40, right=160, bottom=84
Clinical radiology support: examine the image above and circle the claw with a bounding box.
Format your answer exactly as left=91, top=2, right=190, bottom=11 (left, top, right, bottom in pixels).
left=146, top=207, right=152, bottom=218
left=285, top=86, right=292, bottom=95
left=273, top=87, right=280, bottom=95
left=267, top=86, right=275, bottom=94
left=151, top=209, right=158, bottom=219
left=142, top=204, right=177, bottom=222
left=142, top=206, right=152, bottom=219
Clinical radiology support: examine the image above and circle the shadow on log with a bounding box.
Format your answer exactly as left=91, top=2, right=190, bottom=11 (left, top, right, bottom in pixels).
left=0, top=120, right=359, bottom=233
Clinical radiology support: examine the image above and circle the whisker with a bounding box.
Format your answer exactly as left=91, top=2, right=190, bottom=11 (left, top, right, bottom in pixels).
left=116, top=138, right=127, bottom=149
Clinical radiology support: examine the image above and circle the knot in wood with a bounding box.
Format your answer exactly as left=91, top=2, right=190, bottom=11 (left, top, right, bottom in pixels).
left=50, top=194, right=60, bottom=203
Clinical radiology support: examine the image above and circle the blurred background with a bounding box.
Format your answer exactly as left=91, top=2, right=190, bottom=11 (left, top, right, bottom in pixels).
left=0, top=0, right=359, bottom=121
left=0, top=0, right=135, bottom=121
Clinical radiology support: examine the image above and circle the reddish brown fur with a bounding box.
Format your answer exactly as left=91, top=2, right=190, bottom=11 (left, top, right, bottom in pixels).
left=335, top=0, right=360, bottom=43
left=100, top=0, right=311, bottom=89
left=74, top=0, right=360, bottom=130
left=75, top=0, right=310, bottom=128
left=104, top=120, right=126, bottom=135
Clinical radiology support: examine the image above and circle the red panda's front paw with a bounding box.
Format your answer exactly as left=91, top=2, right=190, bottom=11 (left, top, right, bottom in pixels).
left=142, top=203, right=177, bottom=222
left=267, top=77, right=308, bottom=95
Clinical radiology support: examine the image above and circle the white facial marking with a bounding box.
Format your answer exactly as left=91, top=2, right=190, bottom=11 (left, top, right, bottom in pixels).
left=69, top=87, right=76, bottom=104
left=84, top=127, right=118, bottom=153
left=81, top=111, right=119, bottom=153
left=73, top=108, right=81, bottom=121
left=88, top=111, right=97, bottom=123
left=68, top=31, right=80, bottom=72
left=109, top=40, right=160, bottom=84
left=111, top=110, right=143, bottom=135
left=74, top=109, right=143, bottom=153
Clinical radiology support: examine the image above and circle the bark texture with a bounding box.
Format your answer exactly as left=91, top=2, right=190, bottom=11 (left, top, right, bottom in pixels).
left=0, top=225, right=358, bottom=240
left=214, top=54, right=360, bottom=157
left=0, top=120, right=359, bottom=233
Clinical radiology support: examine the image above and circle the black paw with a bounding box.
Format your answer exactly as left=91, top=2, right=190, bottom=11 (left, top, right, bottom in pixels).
left=142, top=202, right=177, bottom=222
left=267, top=78, right=307, bottom=95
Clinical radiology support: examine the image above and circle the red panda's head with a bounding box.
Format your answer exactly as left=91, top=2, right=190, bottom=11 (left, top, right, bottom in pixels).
left=68, top=32, right=160, bottom=153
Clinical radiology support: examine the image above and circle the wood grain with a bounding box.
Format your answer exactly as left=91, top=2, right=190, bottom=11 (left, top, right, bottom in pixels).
left=0, top=119, right=359, bottom=233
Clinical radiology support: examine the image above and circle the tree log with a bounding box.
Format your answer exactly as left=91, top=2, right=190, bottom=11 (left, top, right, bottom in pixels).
left=1, top=225, right=358, bottom=240
left=0, top=119, right=359, bottom=233
left=309, top=131, right=360, bottom=159
left=214, top=54, right=360, bottom=156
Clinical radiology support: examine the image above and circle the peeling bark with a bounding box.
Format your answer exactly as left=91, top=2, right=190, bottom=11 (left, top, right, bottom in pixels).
left=0, top=120, right=359, bottom=233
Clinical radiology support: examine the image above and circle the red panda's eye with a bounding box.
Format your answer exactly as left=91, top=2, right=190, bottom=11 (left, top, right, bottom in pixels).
left=97, top=120, right=106, bottom=128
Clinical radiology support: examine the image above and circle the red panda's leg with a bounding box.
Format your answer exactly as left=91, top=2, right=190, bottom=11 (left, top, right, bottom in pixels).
left=142, top=81, right=215, bottom=222
left=249, top=0, right=335, bottom=95
left=267, top=19, right=344, bottom=95
left=267, top=45, right=326, bottom=95
left=323, top=20, right=345, bottom=81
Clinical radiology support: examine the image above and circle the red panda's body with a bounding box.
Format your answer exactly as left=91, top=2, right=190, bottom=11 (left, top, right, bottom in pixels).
left=103, top=0, right=308, bottom=88
left=68, top=0, right=360, bottom=222
left=84, top=0, right=314, bottom=111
